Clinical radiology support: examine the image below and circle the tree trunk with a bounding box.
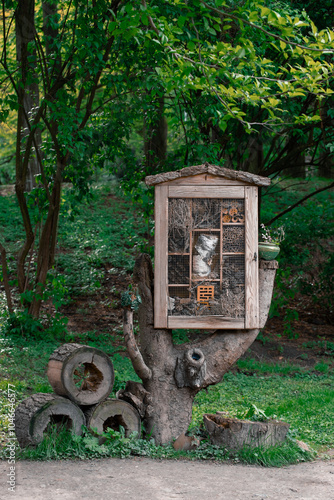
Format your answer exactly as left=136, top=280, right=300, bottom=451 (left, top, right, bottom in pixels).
left=16, top=0, right=41, bottom=191
left=242, top=137, right=264, bottom=175
left=121, top=254, right=277, bottom=445
left=0, top=242, right=14, bottom=313
left=144, top=96, right=167, bottom=174
left=28, top=174, right=62, bottom=317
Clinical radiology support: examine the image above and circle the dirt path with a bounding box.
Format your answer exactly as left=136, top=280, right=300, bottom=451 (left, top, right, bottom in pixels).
left=1, top=457, right=333, bottom=500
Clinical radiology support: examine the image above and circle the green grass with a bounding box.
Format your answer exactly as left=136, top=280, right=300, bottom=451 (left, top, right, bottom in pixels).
left=0, top=181, right=149, bottom=302
left=192, top=371, right=334, bottom=448
left=236, top=357, right=308, bottom=376
left=0, top=335, right=332, bottom=465
left=56, top=183, right=149, bottom=297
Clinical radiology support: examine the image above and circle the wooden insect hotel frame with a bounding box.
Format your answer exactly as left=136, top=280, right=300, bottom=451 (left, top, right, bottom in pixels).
left=145, top=164, right=271, bottom=330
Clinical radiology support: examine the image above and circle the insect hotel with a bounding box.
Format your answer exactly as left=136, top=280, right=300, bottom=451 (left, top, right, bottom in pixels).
left=145, top=164, right=271, bottom=330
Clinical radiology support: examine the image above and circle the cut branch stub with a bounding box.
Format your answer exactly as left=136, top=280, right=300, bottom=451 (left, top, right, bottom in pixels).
left=14, top=393, right=85, bottom=448
left=117, top=380, right=152, bottom=419
left=84, top=399, right=141, bottom=440
left=175, top=348, right=207, bottom=389
left=47, top=343, right=114, bottom=406
left=203, top=413, right=290, bottom=450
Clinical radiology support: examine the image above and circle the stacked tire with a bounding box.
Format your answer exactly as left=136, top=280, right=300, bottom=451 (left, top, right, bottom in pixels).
left=15, top=343, right=141, bottom=448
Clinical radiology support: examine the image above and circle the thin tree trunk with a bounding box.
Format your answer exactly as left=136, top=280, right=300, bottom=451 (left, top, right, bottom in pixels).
left=0, top=242, right=14, bottom=313
left=16, top=0, right=41, bottom=191
left=29, top=171, right=62, bottom=317
left=144, top=96, right=167, bottom=174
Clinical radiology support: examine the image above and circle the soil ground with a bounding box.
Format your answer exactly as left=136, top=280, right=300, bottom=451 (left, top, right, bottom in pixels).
left=1, top=456, right=334, bottom=500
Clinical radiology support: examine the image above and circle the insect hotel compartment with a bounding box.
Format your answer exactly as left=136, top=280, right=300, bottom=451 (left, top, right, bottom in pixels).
left=167, top=199, right=245, bottom=320
left=147, top=164, right=269, bottom=329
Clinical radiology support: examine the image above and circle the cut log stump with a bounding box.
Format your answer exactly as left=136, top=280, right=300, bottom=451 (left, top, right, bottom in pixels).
left=203, top=413, right=289, bottom=450
left=47, top=343, right=114, bottom=406
left=84, top=399, right=141, bottom=440
left=15, top=393, right=85, bottom=448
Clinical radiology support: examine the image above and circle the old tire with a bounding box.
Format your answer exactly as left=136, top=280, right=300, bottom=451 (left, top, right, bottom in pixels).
left=15, top=393, right=85, bottom=448
left=47, top=343, right=114, bottom=406
left=84, top=399, right=141, bottom=439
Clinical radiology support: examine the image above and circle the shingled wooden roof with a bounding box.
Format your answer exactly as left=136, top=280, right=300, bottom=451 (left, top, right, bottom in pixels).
left=145, top=163, right=271, bottom=187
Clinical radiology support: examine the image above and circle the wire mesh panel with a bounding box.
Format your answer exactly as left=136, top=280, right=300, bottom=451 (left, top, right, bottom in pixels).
left=168, top=199, right=191, bottom=253
left=168, top=286, right=194, bottom=316
left=168, top=255, right=189, bottom=284
left=221, top=255, right=245, bottom=318
left=223, top=226, right=245, bottom=253
left=167, top=198, right=245, bottom=318
left=222, top=255, right=245, bottom=286
left=192, top=199, right=221, bottom=229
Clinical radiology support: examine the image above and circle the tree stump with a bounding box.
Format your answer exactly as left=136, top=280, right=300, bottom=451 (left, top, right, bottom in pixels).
left=84, top=399, right=141, bottom=440
left=47, top=343, right=114, bottom=406
left=15, top=393, right=85, bottom=448
left=203, top=413, right=290, bottom=450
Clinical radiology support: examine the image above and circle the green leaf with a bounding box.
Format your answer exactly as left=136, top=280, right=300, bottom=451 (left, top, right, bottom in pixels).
left=311, top=22, right=318, bottom=36
left=177, top=16, right=187, bottom=28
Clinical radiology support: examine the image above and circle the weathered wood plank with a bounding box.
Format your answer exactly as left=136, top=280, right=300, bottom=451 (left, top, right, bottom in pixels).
left=154, top=185, right=168, bottom=328
left=161, top=174, right=247, bottom=186
left=167, top=316, right=245, bottom=329
left=245, top=186, right=259, bottom=328
left=169, top=186, right=244, bottom=198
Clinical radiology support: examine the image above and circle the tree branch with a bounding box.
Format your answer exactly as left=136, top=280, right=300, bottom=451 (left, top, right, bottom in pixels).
left=202, top=1, right=334, bottom=53
left=266, top=181, right=334, bottom=226
left=123, top=308, right=152, bottom=381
